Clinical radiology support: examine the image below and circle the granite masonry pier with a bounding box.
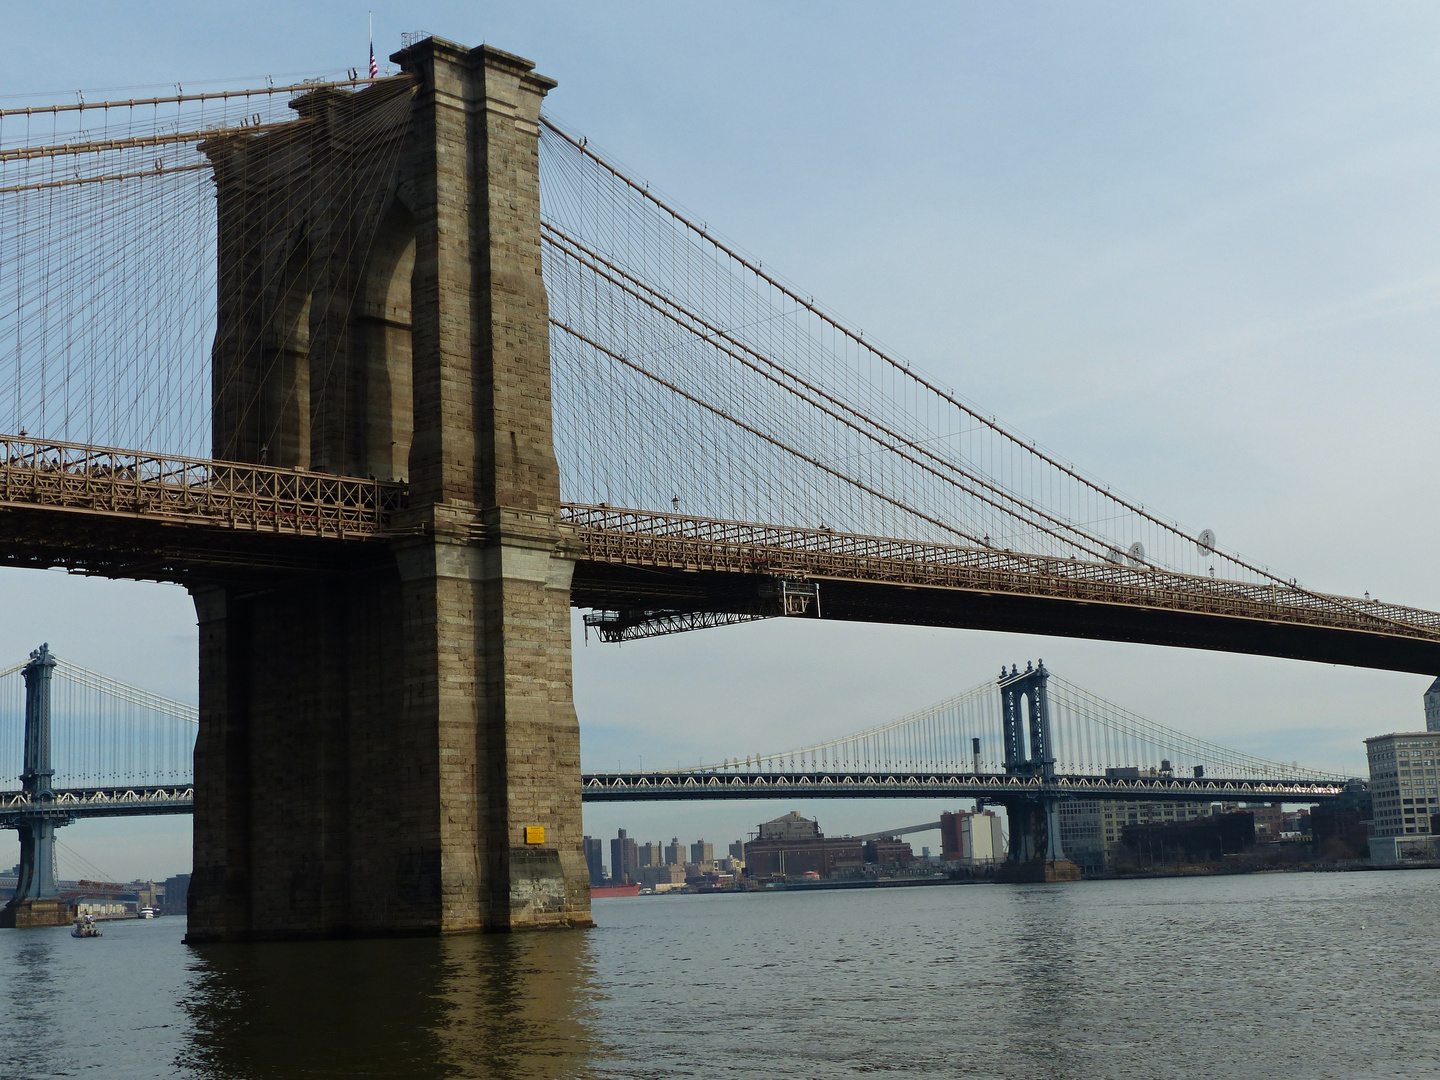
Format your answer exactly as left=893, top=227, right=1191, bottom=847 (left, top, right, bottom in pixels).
left=186, top=38, right=590, bottom=940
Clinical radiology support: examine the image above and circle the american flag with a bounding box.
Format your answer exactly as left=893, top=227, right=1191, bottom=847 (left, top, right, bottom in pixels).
left=369, top=43, right=378, bottom=79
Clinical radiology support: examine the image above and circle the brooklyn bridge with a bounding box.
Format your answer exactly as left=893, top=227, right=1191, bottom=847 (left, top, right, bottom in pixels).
left=0, top=37, right=1424, bottom=938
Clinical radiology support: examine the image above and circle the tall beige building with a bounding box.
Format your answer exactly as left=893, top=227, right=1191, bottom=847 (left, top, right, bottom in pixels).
left=1366, top=731, right=1440, bottom=837
left=960, top=812, right=1006, bottom=865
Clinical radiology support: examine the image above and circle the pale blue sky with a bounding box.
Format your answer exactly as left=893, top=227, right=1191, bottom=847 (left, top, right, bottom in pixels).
left=3, top=3, right=1439, bottom=876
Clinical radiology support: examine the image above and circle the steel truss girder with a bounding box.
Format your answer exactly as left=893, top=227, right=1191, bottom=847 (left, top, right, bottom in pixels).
left=578, top=770, right=1352, bottom=802
left=0, top=786, right=195, bottom=823
left=583, top=578, right=820, bottom=642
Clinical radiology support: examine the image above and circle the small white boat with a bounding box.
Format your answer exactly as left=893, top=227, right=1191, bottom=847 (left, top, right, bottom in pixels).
left=138, top=907, right=156, bottom=919
left=71, top=916, right=102, bottom=938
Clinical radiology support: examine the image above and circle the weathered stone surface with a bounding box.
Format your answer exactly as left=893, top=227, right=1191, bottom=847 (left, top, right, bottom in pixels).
left=0, top=898, right=73, bottom=928
left=188, top=39, right=590, bottom=941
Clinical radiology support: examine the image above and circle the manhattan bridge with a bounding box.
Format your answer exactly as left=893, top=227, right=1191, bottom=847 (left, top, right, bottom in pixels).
left=0, top=647, right=1350, bottom=907
left=0, top=37, right=1418, bottom=937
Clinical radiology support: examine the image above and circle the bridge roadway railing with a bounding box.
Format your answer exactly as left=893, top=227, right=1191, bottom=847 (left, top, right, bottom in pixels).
left=561, top=504, right=1440, bottom=644
left=4, top=437, right=1438, bottom=650
left=0, top=774, right=1352, bottom=814
left=579, top=770, right=1353, bottom=803
left=0, top=786, right=194, bottom=823
left=0, top=434, right=406, bottom=538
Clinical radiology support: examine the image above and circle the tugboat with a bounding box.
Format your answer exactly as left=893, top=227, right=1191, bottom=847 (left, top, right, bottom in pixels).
left=71, top=914, right=102, bottom=938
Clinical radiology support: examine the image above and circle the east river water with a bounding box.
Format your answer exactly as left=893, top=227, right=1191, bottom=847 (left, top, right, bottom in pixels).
left=2, top=870, right=1439, bottom=1079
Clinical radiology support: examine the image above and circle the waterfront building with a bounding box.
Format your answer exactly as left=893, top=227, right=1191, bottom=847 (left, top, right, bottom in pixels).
left=1279, top=808, right=1312, bottom=839
left=664, top=837, right=685, bottom=866
left=1366, top=731, right=1440, bottom=836
left=744, top=812, right=862, bottom=879
left=728, top=840, right=745, bottom=861
left=162, top=873, right=190, bottom=916
left=611, top=829, right=640, bottom=885
left=1059, top=800, right=1214, bottom=873
left=962, top=810, right=1005, bottom=865
left=583, top=837, right=605, bottom=886
left=940, top=812, right=963, bottom=859
left=961, top=810, right=1007, bottom=865
left=757, top=811, right=820, bottom=841
left=1369, top=834, right=1440, bottom=864
left=863, top=838, right=914, bottom=865
left=639, top=864, right=687, bottom=891
left=689, top=840, right=714, bottom=865
left=1100, top=801, right=1213, bottom=851
left=76, top=901, right=126, bottom=919
left=1311, top=780, right=1373, bottom=860
left=130, top=880, right=163, bottom=910
left=941, top=809, right=1007, bottom=865
left=1118, top=811, right=1256, bottom=867
left=1245, top=804, right=1285, bottom=840
left=1426, top=678, right=1440, bottom=733
left=637, top=842, right=663, bottom=869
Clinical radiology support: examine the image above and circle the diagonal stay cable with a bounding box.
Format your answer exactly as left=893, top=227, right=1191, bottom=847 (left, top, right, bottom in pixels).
left=545, top=224, right=1125, bottom=565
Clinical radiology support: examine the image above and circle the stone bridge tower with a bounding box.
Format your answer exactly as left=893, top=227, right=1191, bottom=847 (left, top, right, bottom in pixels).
left=187, top=38, right=590, bottom=939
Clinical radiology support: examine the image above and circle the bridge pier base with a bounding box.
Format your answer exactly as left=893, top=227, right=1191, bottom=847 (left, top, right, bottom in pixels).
left=997, top=797, right=1081, bottom=884
left=0, top=898, right=72, bottom=929
left=995, top=859, right=1082, bottom=884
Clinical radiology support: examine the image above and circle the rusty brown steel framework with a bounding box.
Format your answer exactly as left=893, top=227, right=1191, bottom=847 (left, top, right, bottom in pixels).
left=0, top=434, right=405, bottom=536
left=560, top=506, right=1440, bottom=673
left=2, top=437, right=1439, bottom=671
left=561, top=505, right=1440, bottom=639
left=0, top=435, right=403, bottom=579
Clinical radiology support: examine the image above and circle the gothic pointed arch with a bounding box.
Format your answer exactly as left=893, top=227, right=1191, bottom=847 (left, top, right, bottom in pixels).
left=258, top=233, right=312, bottom=468
left=356, top=197, right=415, bottom=480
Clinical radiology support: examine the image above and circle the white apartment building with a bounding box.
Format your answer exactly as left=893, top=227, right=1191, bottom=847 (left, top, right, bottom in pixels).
left=1366, top=731, right=1440, bottom=837
left=960, top=811, right=1006, bottom=865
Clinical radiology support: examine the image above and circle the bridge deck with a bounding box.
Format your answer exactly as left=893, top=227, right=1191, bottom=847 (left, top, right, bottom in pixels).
left=0, top=786, right=195, bottom=822
left=2, top=437, right=1437, bottom=673
left=0, top=774, right=1346, bottom=817
left=578, top=771, right=1350, bottom=802
left=566, top=507, right=1440, bottom=674
left=0, top=435, right=401, bottom=577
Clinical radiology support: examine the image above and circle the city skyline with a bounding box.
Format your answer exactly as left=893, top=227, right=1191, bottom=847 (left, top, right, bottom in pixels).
left=5, top=2, right=1440, bottom=876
